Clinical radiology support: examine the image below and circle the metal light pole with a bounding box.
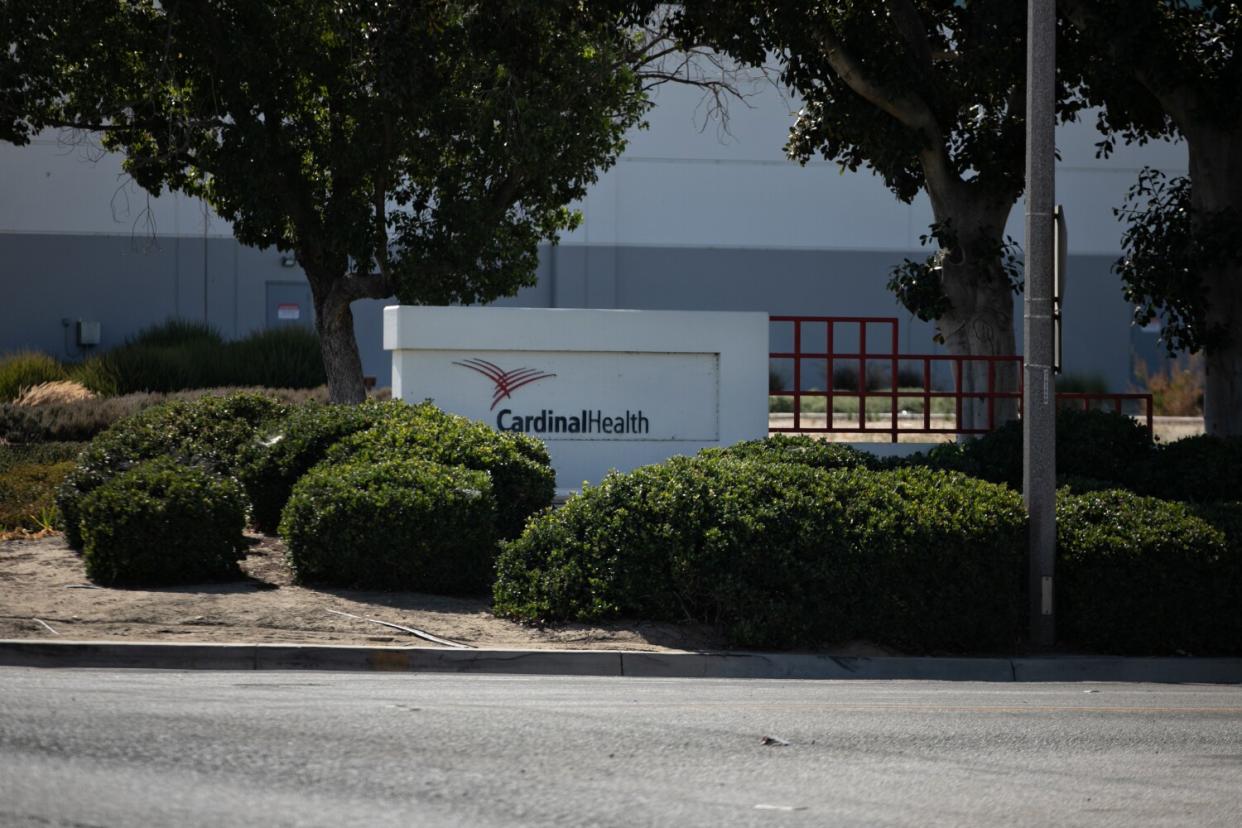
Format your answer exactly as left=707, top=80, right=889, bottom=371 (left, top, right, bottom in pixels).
left=1025, top=0, right=1057, bottom=647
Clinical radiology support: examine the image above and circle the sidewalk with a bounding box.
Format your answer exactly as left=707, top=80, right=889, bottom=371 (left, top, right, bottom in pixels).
left=4, top=639, right=1241, bottom=683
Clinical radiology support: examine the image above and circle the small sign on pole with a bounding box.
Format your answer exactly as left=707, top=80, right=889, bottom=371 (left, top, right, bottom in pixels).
left=1053, top=204, right=1067, bottom=375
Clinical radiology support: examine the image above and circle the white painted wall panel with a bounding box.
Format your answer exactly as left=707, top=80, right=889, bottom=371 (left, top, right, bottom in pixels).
left=0, top=84, right=1189, bottom=257
left=563, top=158, right=921, bottom=251
left=0, top=135, right=229, bottom=237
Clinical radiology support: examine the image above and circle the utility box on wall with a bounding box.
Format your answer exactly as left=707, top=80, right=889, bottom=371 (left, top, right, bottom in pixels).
left=76, top=320, right=101, bottom=347
left=384, top=306, right=769, bottom=491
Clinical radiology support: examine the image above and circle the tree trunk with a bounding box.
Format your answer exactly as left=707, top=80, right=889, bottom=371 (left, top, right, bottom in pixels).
left=1186, top=124, right=1242, bottom=436
left=309, top=275, right=369, bottom=404
left=918, top=184, right=1022, bottom=434
left=938, top=246, right=1021, bottom=433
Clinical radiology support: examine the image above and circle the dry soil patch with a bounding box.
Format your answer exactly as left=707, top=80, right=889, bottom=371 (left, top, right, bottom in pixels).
left=0, top=534, right=723, bottom=652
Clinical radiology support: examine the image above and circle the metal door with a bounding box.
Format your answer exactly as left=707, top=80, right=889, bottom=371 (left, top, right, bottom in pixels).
left=266, top=282, right=314, bottom=330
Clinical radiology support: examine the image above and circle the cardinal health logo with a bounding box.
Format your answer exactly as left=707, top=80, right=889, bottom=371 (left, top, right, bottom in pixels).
left=453, top=358, right=557, bottom=410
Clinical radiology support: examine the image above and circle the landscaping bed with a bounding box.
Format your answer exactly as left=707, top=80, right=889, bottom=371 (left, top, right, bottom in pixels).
left=0, top=533, right=724, bottom=652
left=3, top=383, right=1237, bottom=658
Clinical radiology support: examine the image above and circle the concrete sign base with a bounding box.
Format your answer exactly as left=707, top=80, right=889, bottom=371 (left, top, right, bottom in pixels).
left=384, top=306, right=769, bottom=490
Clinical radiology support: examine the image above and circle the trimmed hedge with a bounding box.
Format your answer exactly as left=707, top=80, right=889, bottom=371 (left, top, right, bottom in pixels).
left=1192, top=501, right=1242, bottom=651
left=238, top=401, right=387, bottom=532
left=495, top=456, right=1028, bottom=651
left=905, top=416, right=1239, bottom=506
left=1056, top=489, right=1239, bottom=655
left=325, top=401, right=554, bottom=539
left=909, top=408, right=1155, bottom=491
left=1145, top=434, right=1242, bottom=503
left=79, top=457, right=247, bottom=586
left=280, top=458, right=497, bottom=593
left=56, top=392, right=288, bottom=548
left=698, top=434, right=879, bottom=470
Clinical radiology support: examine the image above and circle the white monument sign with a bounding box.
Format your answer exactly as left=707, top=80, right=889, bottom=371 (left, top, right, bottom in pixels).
left=384, top=306, right=769, bottom=490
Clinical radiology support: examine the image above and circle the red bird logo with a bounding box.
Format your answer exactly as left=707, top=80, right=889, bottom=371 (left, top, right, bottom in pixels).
left=453, top=358, right=557, bottom=410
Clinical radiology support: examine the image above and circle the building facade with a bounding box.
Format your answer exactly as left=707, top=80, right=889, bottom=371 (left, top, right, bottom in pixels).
left=0, top=80, right=1185, bottom=390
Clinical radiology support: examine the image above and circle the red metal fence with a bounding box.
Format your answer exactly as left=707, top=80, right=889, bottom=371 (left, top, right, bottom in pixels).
left=769, top=316, right=1153, bottom=442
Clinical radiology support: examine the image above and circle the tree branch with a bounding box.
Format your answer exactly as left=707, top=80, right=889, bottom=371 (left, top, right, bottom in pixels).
left=806, top=18, right=965, bottom=207
left=809, top=20, right=937, bottom=136
left=627, top=5, right=774, bottom=136
left=335, top=272, right=395, bottom=303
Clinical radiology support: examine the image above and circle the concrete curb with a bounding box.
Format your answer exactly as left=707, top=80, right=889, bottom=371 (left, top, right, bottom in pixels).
left=2, top=640, right=1241, bottom=683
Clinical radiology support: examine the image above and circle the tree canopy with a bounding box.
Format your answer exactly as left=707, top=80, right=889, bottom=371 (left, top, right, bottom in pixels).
left=1061, top=0, right=1242, bottom=434
left=2, top=0, right=650, bottom=401
left=667, top=1, right=1088, bottom=426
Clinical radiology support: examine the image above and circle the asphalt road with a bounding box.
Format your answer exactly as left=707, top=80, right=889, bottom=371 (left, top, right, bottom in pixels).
left=2, top=669, right=1241, bottom=827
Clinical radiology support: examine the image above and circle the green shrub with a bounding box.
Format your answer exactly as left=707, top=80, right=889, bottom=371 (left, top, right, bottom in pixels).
left=75, top=321, right=225, bottom=394
left=1, top=443, right=82, bottom=531
left=909, top=418, right=1238, bottom=506
left=280, top=458, right=497, bottom=593
left=1051, top=408, right=1156, bottom=487
left=57, top=392, right=288, bottom=548
left=1, top=387, right=327, bottom=444
left=0, top=460, right=75, bottom=531
left=1192, top=501, right=1242, bottom=549
left=79, top=457, right=247, bottom=586
left=495, top=457, right=1028, bottom=651
left=1054, top=475, right=1118, bottom=495
left=224, top=327, right=326, bottom=389
left=68, top=356, right=121, bottom=397
left=1144, top=434, right=1242, bottom=503
left=838, top=467, right=1028, bottom=651
left=0, top=442, right=85, bottom=472
left=496, top=456, right=730, bottom=626
left=92, top=339, right=225, bottom=394
left=130, top=319, right=225, bottom=349
left=71, top=321, right=324, bottom=395
left=1188, top=501, right=1242, bottom=650
left=326, top=401, right=555, bottom=539
left=1056, top=489, right=1237, bottom=654
left=0, top=351, right=67, bottom=402
left=908, top=408, right=1154, bottom=490
left=239, top=401, right=387, bottom=532
left=700, top=434, right=879, bottom=470
left=0, top=395, right=150, bottom=443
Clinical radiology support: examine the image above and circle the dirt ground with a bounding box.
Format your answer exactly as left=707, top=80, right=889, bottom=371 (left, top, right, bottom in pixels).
left=0, top=534, right=726, bottom=652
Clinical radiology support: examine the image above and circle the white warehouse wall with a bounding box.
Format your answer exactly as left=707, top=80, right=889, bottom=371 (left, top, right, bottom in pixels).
left=564, top=79, right=1187, bottom=255
left=0, top=82, right=1186, bottom=252
left=0, top=70, right=1188, bottom=391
